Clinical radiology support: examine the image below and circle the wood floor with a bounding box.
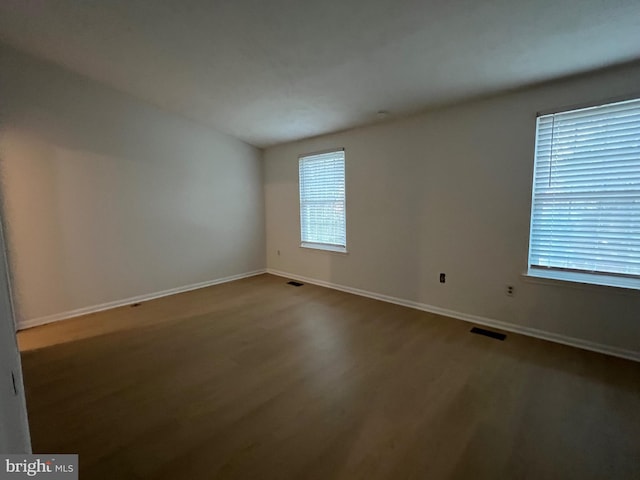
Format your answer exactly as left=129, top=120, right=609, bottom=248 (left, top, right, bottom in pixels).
left=18, top=273, right=640, bottom=479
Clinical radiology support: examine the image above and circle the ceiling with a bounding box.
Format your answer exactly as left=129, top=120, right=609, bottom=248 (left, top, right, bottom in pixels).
left=1, top=0, right=639, bottom=147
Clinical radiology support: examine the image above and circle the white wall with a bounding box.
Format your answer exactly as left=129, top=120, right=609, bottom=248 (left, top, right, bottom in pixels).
left=0, top=44, right=265, bottom=326
left=264, top=62, right=640, bottom=359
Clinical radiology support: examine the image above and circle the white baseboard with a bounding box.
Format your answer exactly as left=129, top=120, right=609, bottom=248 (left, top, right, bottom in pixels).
left=18, top=269, right=267, bottom=330
left=266, top=268, right=640, bottom=363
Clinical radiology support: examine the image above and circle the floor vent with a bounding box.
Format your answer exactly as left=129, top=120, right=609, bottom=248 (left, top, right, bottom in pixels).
left=470, top=327, right=506, bottom=341
left=287, top=281, right=304, bottom=287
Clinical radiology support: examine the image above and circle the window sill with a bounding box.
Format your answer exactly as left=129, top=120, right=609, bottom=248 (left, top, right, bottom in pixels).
left=300, top=243, right=348, bottom=254
left=522, top=268, right=640, bottom=295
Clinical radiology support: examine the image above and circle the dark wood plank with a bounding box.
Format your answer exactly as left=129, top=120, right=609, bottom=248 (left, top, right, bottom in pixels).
left=18, top=274, right=640, bottom=479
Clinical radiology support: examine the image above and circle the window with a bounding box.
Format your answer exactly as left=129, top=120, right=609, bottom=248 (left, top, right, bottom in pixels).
left=528, top=97, right=640, bottom=290
left=299, top=149, right=346, bottom=252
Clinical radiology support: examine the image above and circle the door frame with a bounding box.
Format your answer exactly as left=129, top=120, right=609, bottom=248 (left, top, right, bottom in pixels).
left=0, top=204, right=31, bottom=453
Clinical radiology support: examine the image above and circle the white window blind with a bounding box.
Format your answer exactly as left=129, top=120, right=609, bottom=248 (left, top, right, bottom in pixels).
left=528, top=97, right=640, bottom=288
left=299, top=150, right=346, bottom=252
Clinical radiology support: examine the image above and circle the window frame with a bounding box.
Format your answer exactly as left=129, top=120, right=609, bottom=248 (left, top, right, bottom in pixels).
left=526, top=96, right=640, bottom=291
left=298, top=148, right=348, bottom=254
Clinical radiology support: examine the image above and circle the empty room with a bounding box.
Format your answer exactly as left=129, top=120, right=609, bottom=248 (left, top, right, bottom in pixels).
left=0, top=1, right=639, bottom=479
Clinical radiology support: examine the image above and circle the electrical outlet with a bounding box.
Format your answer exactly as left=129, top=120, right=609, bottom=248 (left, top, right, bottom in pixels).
left=506, top=285, right=514, bottom=296
left=440, top=273, right=446, bottom=283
